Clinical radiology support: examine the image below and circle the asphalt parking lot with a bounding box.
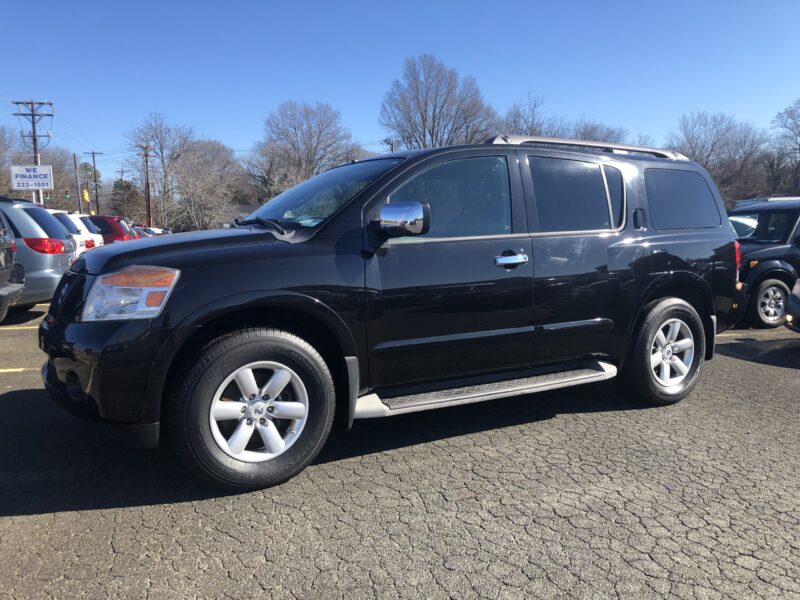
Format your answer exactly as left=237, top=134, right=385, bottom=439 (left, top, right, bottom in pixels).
left=0, top=307, right=798, bottom=599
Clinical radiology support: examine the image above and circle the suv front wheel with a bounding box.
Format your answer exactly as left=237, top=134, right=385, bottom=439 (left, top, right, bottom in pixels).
left=169, top=328, right=336, bottom=490
left=625, top=298, right=706, bottom=406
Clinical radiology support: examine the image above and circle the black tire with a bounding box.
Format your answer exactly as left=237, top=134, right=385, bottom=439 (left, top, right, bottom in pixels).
left=624, top=298, right=706, bottom=406
left=749, top=279, right=790, bottom=328
left=169, top=328, right=335, bottom=491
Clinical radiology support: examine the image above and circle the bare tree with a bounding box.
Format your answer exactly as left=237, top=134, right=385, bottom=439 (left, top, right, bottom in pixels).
left=127, top=112, right=193, bottom=226
left=667, top=111, right=769, bottom=203
left=246, top=100, right=363, bottom=199
left=501, top=94, right=546, bottom=135
left=173, top=140, right=245, bottom=231
left=380, top=54, right=498, bottom=149
left=772, top=97, right=800, bottom=191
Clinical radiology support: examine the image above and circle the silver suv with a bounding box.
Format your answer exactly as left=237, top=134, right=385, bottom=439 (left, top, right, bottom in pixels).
left=0, top=197, right=76, bottom=310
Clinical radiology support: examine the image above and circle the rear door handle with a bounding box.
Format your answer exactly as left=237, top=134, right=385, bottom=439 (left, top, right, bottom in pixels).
left=495, top=252, right=529, bottom=267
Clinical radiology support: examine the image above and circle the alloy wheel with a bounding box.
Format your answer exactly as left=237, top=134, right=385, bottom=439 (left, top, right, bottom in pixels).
left=650, top=318, right=695, bottom=387
left=758, top=286, right=786, bottom=323
left=208, top=361, right=309, bottom=463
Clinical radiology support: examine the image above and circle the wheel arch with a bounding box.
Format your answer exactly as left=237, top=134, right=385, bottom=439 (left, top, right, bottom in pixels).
left=744, top=261, right=797, bottom=296
left=149, top=292, right=359, bottom=437
left=622, top=273, right=716, bottom=368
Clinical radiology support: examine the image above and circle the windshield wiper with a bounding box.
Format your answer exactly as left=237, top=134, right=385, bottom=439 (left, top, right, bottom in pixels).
left=235, top=216, right=287, bottom=235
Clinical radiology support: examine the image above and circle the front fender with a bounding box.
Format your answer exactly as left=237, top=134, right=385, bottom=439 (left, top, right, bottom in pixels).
left=140, top=290, right=359, bottom=424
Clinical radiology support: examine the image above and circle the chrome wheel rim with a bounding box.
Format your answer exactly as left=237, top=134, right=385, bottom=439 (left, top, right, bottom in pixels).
left=650, top=318, right=694, bottom=388
left=758, top=286, right=786, bottom=322
left=209, top=361, right=309, bottom=463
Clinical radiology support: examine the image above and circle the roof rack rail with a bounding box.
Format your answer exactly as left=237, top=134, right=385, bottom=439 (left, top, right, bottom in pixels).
left=483, top=135, right=689, bottom=161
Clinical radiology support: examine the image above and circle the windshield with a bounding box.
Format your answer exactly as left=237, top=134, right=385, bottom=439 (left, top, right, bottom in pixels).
left=246, top=158, right=402, bottom=228
left=730, top=211, right=797, bottom=243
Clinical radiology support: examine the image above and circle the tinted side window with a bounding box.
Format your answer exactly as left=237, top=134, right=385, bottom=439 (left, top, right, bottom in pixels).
left=603, top=165, right=624, bottom=228
left=90, top=217, right=113, bottom=234
left=389, top=156, right=511, bottom=238
left=52, top=212, right=81, bottom=234
left=79, top=217, right=100, bottom=234
left=645, top=169, right=721, bottom=229
left=22, top=207, right=70, bottom=239
left=528, top=157, right=611, bottom=233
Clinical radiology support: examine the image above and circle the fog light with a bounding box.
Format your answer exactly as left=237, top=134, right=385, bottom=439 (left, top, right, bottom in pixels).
left=788, top=315, right=794, bottom=323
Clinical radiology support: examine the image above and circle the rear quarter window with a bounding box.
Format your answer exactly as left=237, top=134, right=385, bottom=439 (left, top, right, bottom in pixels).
left=79, top=216, right=100, bottom=233
left=645, top=169, right=721, bottom=230
left=89, top=217, right=113, bottom=234
left=22, top=207, right=71, bottom=239
left=52, top=212, right=81, bottom=235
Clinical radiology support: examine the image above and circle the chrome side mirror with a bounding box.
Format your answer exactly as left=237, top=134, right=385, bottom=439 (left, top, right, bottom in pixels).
left=378, top=201, right=430, bottom=237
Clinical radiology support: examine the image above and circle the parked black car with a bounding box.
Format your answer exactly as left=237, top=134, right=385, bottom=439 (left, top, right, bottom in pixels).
left=728, top=198, right=800, bottom=327
left=40, top=136, right=741, bottom=490
left=0, top=209, right=25, bottom=322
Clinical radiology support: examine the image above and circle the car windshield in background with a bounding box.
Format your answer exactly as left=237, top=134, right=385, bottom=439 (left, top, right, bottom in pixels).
left=22, top=207, right=71, bottom=239
left=731, top=211, right=797, bottom=243
left=246, top=158, right=403, bottom=228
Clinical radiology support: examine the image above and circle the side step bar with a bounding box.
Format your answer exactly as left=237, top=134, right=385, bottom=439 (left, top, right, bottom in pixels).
left=353, top=360, right=617, bottom=419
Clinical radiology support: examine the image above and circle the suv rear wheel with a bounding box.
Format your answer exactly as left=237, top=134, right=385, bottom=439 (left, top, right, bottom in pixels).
left=169, top=328, right=335, bottom=490
left=750, top=279, right=789, bottom=328
left=625, top=298, right=706, bottom=406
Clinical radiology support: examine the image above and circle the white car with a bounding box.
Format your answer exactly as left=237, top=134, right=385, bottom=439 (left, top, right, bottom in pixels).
left=47, top=209, right=97, bottom=258
left=67, top=213, right=104, bottom=251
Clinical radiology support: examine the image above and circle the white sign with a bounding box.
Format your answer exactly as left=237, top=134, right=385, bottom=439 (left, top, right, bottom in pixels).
left=10, top=165, right=54, bottom=190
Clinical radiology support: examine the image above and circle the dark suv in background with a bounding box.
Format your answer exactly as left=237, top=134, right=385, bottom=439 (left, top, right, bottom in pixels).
left=728, top=198, right=800, bottom=327
left=40, top=136, right=741, bottom=490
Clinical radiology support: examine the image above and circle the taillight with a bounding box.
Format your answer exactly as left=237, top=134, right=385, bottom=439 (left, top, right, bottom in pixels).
left=10, top=240, right=16, bottom=253
left=85, top=239, right=95, bottom=249
left=734, top=240, right=742, bottom=275
left=24, top=237, right=66, bottom=254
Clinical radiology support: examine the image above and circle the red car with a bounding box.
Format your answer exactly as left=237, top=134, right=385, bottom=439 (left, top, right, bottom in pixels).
left=88, top=215, right=139, bottom=244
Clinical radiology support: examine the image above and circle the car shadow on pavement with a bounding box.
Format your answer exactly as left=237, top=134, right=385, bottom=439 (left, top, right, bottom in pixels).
left=0, top=309, right=45, bottom=326
left=0, top=381, right=642, bottom=517
left=716, top=336, right=800, bottom=369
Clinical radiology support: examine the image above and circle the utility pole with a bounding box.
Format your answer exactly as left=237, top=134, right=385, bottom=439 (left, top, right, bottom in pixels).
left=382, top=137, right=397, bottom=153
left=117, top=167, right=127, bottom=219
left=137, top=144, right=152, bottom=227
left=84, top=151, right=103, bottom=214
left=12, top=100, right=54, bottom=204
left=72, top=153, right=81, bottom=213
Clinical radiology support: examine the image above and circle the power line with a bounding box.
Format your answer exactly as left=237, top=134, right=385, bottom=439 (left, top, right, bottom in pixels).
left=12, top=99, right=54, bottom=204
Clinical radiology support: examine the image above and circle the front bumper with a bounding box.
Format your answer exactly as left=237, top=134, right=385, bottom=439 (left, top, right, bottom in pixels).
left=41, top=361, right=160, bottom=447
left=39, top=311, right=198, bottom=448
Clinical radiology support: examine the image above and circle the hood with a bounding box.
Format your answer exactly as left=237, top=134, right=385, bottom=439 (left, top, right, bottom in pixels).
left=73, top=227, right=284, bottom=275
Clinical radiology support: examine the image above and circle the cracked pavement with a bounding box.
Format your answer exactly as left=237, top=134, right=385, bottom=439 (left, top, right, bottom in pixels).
left=1, top=307, right=799, bottom=599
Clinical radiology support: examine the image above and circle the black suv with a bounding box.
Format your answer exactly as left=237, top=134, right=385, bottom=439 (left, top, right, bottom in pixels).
left=728, top=198, right=800, bottom=327
left=40, top=136, right=741, bottom=490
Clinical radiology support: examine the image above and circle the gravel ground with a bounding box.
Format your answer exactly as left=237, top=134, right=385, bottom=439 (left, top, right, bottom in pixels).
left=1, top=306, right=798, bottom=599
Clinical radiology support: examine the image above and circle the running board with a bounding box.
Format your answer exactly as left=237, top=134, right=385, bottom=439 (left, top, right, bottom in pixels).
left=353, top=361, right=617, bottom=419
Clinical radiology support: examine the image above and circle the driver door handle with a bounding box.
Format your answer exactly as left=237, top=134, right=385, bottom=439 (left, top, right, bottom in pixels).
left=495, top=252, right=529, bottom=268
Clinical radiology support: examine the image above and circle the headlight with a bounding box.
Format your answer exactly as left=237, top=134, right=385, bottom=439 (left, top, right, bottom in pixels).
left=81, top=265, right=180, bottom=321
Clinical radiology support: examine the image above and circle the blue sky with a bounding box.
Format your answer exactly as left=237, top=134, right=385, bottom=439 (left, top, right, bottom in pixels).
left=1, top=0, right=798, bottom=177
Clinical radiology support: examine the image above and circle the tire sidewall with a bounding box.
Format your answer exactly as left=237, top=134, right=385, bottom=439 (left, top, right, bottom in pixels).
left=175, top=331, right=334, bottom=489
left=634, top=299, right=705, bottom=405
